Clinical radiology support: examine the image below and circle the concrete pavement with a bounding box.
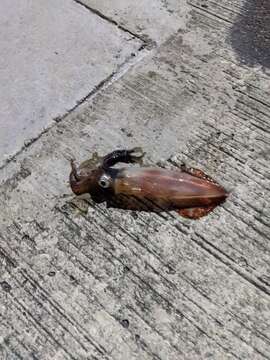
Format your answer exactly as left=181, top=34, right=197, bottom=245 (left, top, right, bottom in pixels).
left=0, top=0, right=142, bottom=167
left=0, top=1, right=270, bottom=359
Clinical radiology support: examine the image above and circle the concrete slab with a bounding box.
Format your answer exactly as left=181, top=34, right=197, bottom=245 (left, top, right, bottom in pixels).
left=1, top=0, right=270, bottom=359
left=0, top=0, right=142, bottom=167
left=80, top=0, right=190, bottom=44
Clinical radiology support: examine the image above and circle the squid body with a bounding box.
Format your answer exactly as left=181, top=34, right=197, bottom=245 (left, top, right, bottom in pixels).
left=69, top=148, right=228, bottom=219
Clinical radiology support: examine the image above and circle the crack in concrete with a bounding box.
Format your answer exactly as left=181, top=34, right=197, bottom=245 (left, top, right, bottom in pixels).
left=73, top=0, right=156, bottom=48
left=0, top=40, right=151, bottom=172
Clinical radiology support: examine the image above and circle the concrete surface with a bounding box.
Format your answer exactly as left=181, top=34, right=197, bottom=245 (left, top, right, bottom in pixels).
left=79, top=0, right=190, bottom=44
left=1, top=0, right=270, bottom=359
left=0, top=0, right=141, bottom=167
left=230, top=0, right=270, bottom=69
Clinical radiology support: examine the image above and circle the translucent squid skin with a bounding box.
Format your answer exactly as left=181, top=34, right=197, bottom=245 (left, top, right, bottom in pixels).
left=69, top=149, right=228, bottom=219
left=113, top=167, right=227, bottom=209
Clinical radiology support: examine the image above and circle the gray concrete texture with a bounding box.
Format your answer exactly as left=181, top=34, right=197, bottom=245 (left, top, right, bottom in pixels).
left=1, top=0, right=270, bottom=359
left=0, top=0, right=141, bottom=167
left=80, top=0, right=190, bottom=44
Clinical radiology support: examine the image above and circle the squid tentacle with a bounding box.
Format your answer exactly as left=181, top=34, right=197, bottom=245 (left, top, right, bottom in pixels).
left=102, top=148, right=144, bottom=169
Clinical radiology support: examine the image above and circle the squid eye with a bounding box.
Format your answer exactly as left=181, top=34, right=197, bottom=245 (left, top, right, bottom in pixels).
left=98, top=174, right=111, bottom=189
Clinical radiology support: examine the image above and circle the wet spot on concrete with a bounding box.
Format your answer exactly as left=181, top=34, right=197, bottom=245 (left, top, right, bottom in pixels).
left=0, top=281, right=12, bottom=292
left=230, top=0, right=270, bottom=69
left=48, top=271, right=56, bottom=277
left=147, top=70, right=158, bottom=79
left=120, top=128, right=133, bottom=137
left=120, top=319, right=130, bottom=328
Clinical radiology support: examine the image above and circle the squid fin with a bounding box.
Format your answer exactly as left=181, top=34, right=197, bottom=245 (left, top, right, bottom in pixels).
left=178, top=205, right=216, bottom=219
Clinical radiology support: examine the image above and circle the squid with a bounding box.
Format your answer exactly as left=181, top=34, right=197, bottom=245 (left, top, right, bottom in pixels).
left=69, top=148, right=228, bottom=219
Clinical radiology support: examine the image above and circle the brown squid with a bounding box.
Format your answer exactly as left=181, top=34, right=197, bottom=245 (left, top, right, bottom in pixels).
left=69, top=148, right=228, bottom=219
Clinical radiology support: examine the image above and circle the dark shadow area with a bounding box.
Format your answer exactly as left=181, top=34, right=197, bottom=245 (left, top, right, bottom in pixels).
left=105, top=194, right=168, bottom=213
left=230, top=0, right=270, bottom=69
left=66, top=191, right=222, bottom=221
left=73, top=193, right=169, bottom=214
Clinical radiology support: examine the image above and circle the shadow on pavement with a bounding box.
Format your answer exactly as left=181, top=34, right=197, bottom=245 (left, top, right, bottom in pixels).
left=230, top=0, right=270, bottom=69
